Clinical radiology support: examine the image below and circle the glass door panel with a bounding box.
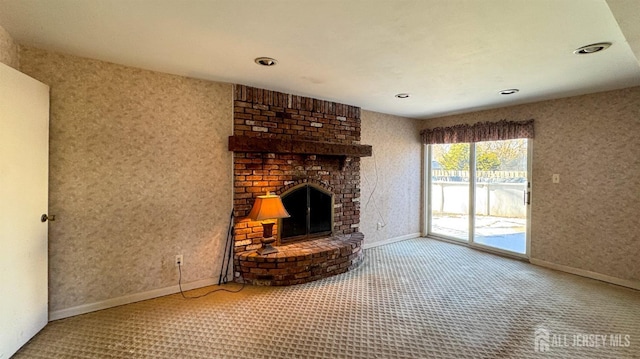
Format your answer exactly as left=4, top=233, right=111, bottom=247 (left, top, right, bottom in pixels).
left=430, top=143, right=470, bottom=240
left=473, top=139, right=528, bottom=254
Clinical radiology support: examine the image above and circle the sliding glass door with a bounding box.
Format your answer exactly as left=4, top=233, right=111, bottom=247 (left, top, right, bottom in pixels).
left=429, top=143, right=470, bottom=240
left=473, top=140, right=528, bottom=254
left=428, top=139, right=530, bottom=256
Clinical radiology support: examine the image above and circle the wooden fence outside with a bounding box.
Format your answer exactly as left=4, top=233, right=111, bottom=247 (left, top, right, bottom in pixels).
left=432, top=170, right=527, bottom=181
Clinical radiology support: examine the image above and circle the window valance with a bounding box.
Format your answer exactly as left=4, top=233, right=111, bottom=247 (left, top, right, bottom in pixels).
left=420, top=119, right=534, bottom=144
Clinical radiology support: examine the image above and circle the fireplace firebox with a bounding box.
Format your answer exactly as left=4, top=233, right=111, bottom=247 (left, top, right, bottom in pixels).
left=280, top=184, right=333, bottom=243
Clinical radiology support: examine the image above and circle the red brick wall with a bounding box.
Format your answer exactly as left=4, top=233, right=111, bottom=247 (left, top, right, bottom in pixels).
left=233, top=85, right=362, bottom=253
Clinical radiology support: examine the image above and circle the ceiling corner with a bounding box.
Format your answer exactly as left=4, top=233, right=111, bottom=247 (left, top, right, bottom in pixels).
left=607, top=0, right=640, bottom=65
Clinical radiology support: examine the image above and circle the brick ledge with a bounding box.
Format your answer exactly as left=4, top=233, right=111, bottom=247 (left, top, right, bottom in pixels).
left=234, top=232, right=364, bottom=286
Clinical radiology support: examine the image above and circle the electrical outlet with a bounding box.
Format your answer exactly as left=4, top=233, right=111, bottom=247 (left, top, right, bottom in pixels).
left=377, top=222, right=382, bottom=230
left=175, top=254, right=184, bottom=267
left=552, top=174, right=560, bottom=183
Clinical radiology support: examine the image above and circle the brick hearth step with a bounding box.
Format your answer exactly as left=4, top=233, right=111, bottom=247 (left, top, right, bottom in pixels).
left=234, top=232, right=364, bottom=286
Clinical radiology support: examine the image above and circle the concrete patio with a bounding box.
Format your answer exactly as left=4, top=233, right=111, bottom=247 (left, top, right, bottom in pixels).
left=431, top=215, right=526, bottom=254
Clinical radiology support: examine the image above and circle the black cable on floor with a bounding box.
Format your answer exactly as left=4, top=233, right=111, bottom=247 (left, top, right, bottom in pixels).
left=178, top=262, right=245, bottom=299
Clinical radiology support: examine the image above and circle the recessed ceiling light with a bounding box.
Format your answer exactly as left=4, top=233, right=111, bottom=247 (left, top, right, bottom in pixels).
left=255, top=57, right=278, bottom=66
left=573, top=42, right=612, bottom=55
left=395, top=93, right=410, bottom=99
left=499, top=89, right=519, bottom=95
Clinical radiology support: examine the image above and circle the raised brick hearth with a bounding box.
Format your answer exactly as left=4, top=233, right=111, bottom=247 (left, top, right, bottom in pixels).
left=234, top=233, right=364, bottom=286
left=230, top=85, right=370, bottom=285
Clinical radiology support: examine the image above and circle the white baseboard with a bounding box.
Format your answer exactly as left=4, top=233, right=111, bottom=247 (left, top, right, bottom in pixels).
left=49, top=277, right=219, bottom=321
left=530, top=258, right=640, bottom=291
left=363, top=232, right=421, bottom=249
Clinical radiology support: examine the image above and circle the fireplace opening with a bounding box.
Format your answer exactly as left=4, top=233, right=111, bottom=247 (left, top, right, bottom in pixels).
left=280, top=184, right=333, bottom=243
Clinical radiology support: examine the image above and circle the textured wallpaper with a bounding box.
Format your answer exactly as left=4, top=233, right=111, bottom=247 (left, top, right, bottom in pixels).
left=361, top=110, right=422, bottom=245
left=19, top=47, right=233, bottom=312
left=422, top=87, right=640, bottom=284
left=13, top=37, right=638, bottom=314
left=0, top=24, right=19, bottom=69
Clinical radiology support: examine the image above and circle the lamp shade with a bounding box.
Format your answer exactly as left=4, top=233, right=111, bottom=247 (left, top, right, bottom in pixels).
left=247, top=192, right=291, bottom=221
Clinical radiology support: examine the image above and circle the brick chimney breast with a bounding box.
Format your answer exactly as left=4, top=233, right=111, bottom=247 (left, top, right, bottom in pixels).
left=230, top=85, right=367, bottom=286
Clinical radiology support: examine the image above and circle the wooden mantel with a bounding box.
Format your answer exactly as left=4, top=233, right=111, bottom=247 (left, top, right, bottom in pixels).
left=228, top=136, right=372, bottom=157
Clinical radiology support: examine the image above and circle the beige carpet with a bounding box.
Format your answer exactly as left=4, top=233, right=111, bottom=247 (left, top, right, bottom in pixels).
left=14, top=238, right=640, bottom=358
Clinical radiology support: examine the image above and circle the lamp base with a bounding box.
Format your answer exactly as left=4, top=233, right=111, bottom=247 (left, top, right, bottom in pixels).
left=256, top=236, right=279, bottom=255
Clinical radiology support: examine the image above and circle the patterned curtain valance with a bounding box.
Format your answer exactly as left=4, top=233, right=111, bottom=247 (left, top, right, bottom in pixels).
left=420, top=119, right=534, bottom=144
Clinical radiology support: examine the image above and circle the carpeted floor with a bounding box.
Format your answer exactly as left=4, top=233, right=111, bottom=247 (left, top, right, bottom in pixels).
left=14, top=238, right=640, bottom=358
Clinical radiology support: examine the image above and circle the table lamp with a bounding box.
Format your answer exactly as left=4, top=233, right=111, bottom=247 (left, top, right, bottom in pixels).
left=247, top=192, right=290, bottom=255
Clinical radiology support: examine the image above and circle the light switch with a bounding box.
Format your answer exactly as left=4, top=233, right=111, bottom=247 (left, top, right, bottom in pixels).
left=552, top=174, right=560, bottom=183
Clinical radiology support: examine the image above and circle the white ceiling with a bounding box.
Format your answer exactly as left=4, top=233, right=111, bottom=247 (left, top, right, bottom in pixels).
left=1, top=0, right=639, bottom=119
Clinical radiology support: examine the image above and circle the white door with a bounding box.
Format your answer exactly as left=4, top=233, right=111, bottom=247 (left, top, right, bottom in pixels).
left=0, top=63, right=49, bottom=358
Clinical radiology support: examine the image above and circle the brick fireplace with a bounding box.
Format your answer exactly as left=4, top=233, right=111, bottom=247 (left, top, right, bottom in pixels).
left=230, top=85, right=371, bottom=285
